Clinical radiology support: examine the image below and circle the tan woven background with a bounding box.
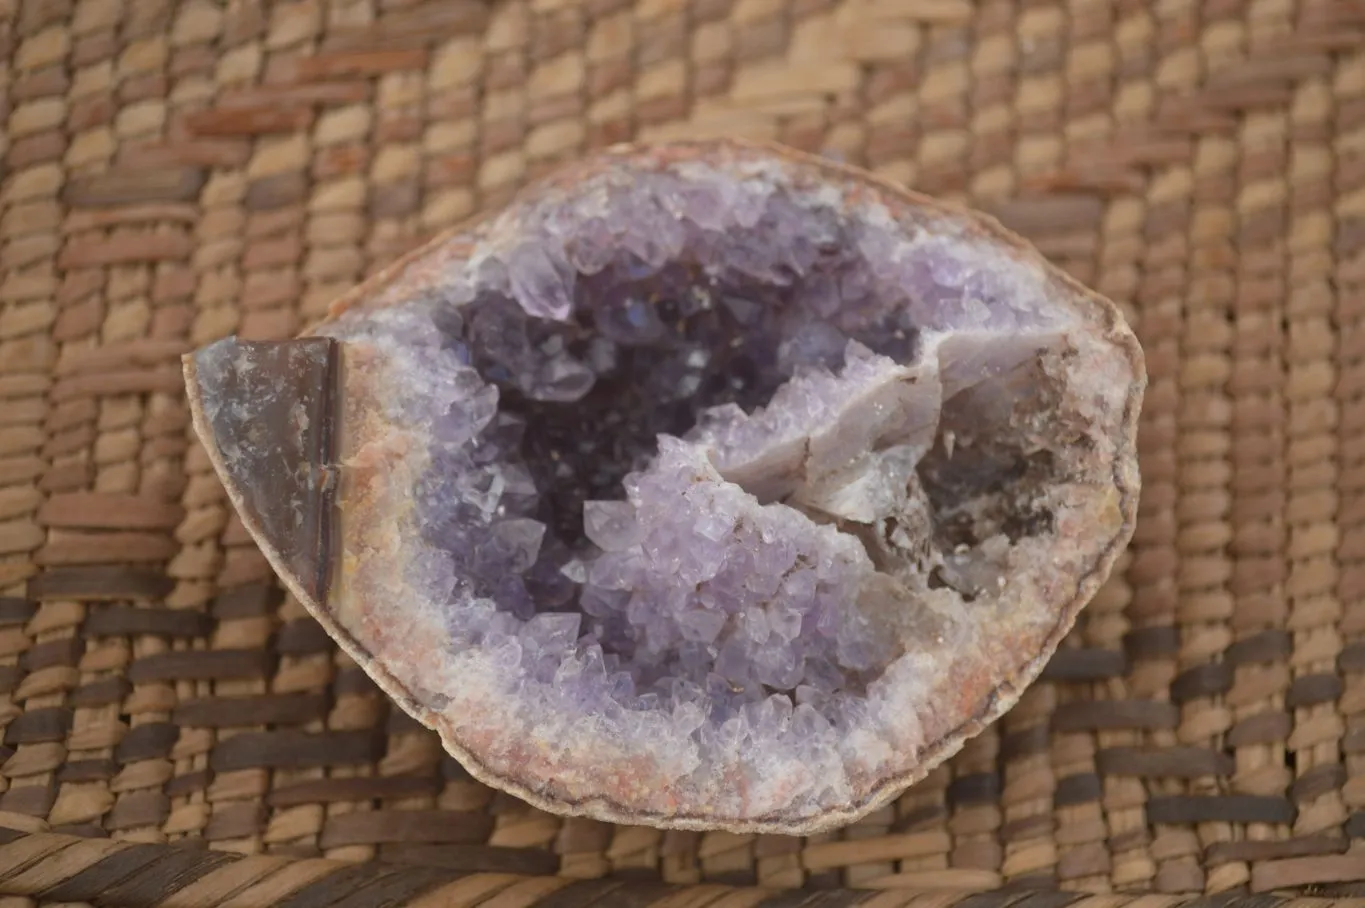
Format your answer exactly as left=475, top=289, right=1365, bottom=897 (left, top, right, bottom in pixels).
left=2, top=0, right=1365, bottom=904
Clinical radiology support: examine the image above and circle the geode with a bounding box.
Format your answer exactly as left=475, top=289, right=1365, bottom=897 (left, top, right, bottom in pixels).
left=185, top=140, right=1144, bottom=834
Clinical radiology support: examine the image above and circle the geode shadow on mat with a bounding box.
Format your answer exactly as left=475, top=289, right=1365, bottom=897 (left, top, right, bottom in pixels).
left=185, top=140, right=1145, bottom=834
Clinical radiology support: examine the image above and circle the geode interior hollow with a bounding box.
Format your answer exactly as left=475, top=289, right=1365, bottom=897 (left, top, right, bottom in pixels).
left=185, top=140, right=1145, bottom=834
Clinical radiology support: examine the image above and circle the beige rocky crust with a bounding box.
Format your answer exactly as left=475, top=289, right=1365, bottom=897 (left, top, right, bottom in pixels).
left=185, top=139, right=1146, bottom=834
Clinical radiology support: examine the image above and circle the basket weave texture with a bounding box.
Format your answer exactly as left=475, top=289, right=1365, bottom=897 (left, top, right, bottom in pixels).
left=2, top=0, right=1365, bottom=905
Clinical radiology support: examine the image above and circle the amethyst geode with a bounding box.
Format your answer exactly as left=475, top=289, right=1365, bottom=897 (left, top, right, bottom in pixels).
left=185, top=140, right=1144, bottom=833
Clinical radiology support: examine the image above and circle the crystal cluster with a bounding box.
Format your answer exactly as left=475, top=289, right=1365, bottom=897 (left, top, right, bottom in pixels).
left=190, top=141, right=1143, bottom=833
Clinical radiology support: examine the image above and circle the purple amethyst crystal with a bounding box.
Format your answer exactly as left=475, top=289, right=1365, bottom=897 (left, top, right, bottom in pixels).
left=185, top=140, right=1144, bottom=833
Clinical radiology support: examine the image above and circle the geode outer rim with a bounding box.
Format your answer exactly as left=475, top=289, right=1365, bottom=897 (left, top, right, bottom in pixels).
left=185, top=138, right=1146, bottom=835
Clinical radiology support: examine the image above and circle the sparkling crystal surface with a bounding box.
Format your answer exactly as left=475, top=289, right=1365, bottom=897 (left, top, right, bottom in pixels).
left=203, top=141, right=1143, bottom=832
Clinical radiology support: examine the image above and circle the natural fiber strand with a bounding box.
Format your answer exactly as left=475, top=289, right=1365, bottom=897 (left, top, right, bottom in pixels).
left=1, top=828, right=1365, bottom=908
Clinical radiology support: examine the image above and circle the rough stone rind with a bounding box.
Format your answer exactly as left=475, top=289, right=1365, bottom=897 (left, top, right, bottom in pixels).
left=186, top=139, right=1145, bottom=834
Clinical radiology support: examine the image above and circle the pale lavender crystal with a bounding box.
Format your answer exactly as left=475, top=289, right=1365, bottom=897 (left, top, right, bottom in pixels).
left=508, top=243, right=574, bottom=321
left=249, top=141, right=1148, bottom=834
left=582, top=500, right=644, bottom=552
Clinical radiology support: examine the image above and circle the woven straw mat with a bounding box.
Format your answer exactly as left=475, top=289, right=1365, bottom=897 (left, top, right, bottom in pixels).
left=3, top=0, right=1365, bottom=906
